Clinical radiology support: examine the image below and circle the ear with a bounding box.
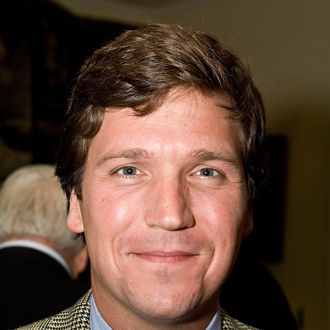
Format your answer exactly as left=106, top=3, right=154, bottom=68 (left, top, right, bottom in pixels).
left=67, top=191, right=84, bottom=234
left=242, top=206, right=253, bottom=238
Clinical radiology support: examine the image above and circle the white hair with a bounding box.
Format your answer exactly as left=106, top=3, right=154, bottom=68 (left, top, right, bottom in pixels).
left=0, top=164, right=83, bottom=254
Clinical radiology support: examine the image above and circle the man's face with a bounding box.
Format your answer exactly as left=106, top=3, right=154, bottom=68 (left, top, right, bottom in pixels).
left=68, top=88, right=252, bottom=326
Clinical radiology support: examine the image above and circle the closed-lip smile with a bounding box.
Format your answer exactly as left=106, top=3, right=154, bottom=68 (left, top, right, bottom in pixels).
left=131, top=251, right=198, bottom=263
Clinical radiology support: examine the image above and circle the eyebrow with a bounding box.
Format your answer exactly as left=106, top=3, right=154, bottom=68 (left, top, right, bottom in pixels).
left=190, top=149, right=241, bottom=166
left=96, top=148, right=153, bottom=167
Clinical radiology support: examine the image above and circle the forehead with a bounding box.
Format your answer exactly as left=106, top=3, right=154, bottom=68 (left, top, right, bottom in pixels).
left=87, top=89, right=243, bottom=162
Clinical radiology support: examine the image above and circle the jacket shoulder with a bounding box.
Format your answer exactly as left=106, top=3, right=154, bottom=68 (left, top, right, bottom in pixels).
left=221, top=309, right=260, bottom=330
left=17, top=291, right=92, bottom=330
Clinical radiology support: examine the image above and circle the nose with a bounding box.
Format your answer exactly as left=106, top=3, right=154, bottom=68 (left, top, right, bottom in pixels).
left=144, top=176, right=195, bottom=230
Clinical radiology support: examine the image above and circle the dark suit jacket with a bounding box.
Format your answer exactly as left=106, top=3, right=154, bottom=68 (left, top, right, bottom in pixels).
left=221, top=250, right=298, bottom=330
left=0, top=246, right=85, bottom=329
left=18, top=290, right=259, bottom=330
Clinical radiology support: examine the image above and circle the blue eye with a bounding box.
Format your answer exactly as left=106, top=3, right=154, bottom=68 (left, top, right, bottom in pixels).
left=198, top=168, right=219, bottom=177
left=117, top=166, right=139, bottom=176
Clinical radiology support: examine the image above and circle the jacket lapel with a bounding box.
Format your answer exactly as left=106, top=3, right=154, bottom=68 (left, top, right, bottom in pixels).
left=48, top=290, right=92, bottom=329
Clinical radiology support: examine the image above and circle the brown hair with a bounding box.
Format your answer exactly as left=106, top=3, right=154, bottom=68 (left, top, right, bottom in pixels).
left=56, top=23, right=265, bottom=203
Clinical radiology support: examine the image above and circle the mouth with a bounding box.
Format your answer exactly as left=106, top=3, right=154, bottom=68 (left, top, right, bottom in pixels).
left=131, top=251, right=199, bottom=264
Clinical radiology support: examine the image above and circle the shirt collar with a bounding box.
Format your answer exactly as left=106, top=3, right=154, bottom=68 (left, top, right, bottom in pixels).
left=89, top=293, right=221, bottom=330
left=90, top=294, right=112, bottom=330
left=0, top=239, right=71, bottom=275
left=206, top=307, right=222, bottom=330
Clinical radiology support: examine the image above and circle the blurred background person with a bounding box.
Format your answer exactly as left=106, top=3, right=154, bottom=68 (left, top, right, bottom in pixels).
left=0, top=164, right=88, bottom=329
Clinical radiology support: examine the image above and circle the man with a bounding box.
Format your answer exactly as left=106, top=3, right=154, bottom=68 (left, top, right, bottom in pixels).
left=0, top=164, right=88, bottom=329
left=20, top=24, right=265, bottom=329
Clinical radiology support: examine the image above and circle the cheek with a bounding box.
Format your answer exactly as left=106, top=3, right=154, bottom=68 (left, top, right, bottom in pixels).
left=81, top=188, right=139, bottom=271
left=192, top=187, right=248, bottom=231
left=191, top=189, right=248, bottom=270
left=82, top=185, right=140, bottom=231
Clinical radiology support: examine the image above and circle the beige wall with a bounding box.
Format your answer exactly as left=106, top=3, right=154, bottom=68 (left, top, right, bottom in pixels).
left=53, top=1, right=330, bottom=328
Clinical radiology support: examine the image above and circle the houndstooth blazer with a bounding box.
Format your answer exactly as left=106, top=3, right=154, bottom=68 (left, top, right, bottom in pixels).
left=17, top=290, right=259, bottom=330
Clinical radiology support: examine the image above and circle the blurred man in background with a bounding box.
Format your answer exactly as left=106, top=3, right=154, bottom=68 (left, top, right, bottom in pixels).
left=0, top=164, right=88, bottom=329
